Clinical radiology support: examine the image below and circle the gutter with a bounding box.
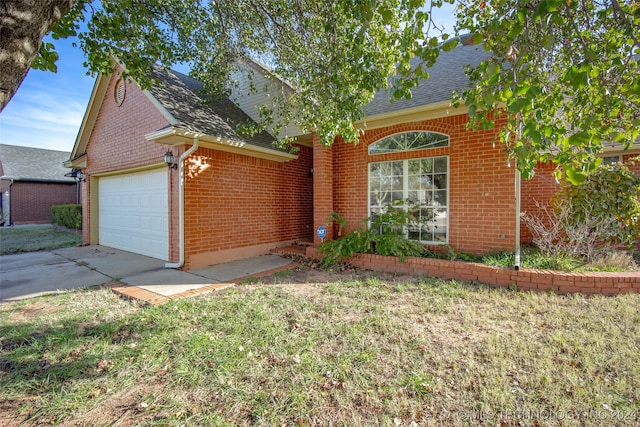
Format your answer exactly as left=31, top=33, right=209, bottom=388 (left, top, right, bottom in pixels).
left=2, top=177, right=76, bottom=184
left=165, top=136, right=200, bottom=269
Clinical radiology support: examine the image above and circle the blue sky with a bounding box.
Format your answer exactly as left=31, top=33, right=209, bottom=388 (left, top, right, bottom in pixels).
left=0, top=36, right=95, bottom=153
left=0, top=3, right=456, bottom=155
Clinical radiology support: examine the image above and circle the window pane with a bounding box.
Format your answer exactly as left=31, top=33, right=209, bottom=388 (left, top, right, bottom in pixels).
left=433, top=208, right=447, bottom=234
left=408, top=175, right=420, bottom=190
left=601, top=156, right=620, bottom=165
left=421, top=158, right=434, bottom=173
left=408, top=160, right=422, bottom=175
left=369, top=131, right=450, bottom=154
left=391, top=191, right=404, bottom=203
left=392, top=161, right=404, bottom=176
left=392, top=176, right=403, bottom=190
left=434, top=226, right=447, bottom=242
left=434, top=174, right=447, bottom=189
left=434, top=190, right=447, bottom=206
left=420, top=174, right=432, bottom=188
left=434, top=157, right=447, bottom=173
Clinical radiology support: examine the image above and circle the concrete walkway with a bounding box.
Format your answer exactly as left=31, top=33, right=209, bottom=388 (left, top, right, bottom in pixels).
left=0, top=245, right=296, bottom=304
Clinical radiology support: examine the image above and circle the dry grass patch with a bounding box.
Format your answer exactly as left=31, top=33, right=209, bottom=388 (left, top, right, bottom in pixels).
left=0, top=268, right=638, bottom=426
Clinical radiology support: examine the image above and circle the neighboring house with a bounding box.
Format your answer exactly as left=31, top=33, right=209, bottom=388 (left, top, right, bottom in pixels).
left=66, top=42, right=637, bottom=269
left=0, top=144, right=79, bottom=226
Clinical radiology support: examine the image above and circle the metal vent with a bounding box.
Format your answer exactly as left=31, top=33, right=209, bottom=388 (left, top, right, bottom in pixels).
left=114, top=78, right=126, bottom=106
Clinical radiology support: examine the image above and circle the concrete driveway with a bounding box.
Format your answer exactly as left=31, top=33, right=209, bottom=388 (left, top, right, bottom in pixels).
left=0, top=245, right=294, bottom=302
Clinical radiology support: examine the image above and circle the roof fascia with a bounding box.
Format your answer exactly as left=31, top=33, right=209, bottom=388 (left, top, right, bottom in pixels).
left=145, top=127, right=298, bottom=163
left=68, top=73, right=111, bottom=165
left=358, top=101, right=467, bottom=131
left=63, top=153, right=87, bottom=169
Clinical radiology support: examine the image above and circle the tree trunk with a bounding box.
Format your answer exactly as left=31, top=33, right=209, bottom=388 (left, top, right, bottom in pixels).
left=0, top=0, right=76, bottom=112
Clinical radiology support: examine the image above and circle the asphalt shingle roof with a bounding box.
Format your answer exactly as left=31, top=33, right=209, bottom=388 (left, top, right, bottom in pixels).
left=364, top=41, right=489, bottom=117
left=148, top=68, right=280, bottom=151
left=0, top=144, right=74, bottom=182
left=146, top=41, right=487, bottom=144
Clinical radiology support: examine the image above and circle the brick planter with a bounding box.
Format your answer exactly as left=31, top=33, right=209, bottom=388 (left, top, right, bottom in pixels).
left=348, top=253, right=640, bottom=295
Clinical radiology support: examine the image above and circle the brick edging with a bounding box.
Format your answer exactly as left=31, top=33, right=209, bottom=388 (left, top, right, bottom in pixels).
left=348, top=254, right=640, bottom=295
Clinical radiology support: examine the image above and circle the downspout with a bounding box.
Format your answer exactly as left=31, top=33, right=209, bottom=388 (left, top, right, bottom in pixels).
left=515, top=164, right=521, bottom=270
left=165, top=136, right=200, bottom=269
left=511, top=52, right=522, bottom=271
left=8, top=179, right=13, bottom=226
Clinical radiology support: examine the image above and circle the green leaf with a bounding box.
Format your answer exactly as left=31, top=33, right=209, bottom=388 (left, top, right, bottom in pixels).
left=380, top=8, right=394, bottom=24
left=541, top=34, right=555, bottom=49
left=485, top=63, right=500, bottom=78
left=565, top=167, right=587, bottom=185
left=441, top=38, right=459, bottom=52
left=567, top=131, right=590, bottom=147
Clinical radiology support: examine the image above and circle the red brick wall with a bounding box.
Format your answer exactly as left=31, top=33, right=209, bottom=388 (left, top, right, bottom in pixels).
left=326, top=113, right=516, bottom=255
left=351, top=253, right=640, bottom=295
left=623, top=154, right=640, bottom=173
left=183, top=145, right=313, bottom=268
left=85, top=75, right=171, bottom=175
left=10, top=181, right=77, bottom=224
left=520, top=161, right=559, bottom=244
left=81, top=71, right=174, bottom=256
left=313, top=136, right=334, bottom=245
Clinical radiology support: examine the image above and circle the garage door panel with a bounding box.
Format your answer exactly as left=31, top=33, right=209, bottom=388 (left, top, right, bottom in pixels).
left=98, top=169, right=169, bottom=260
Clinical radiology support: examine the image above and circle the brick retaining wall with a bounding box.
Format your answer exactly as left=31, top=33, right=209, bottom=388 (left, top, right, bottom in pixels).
left=348, top=253, right=640, bottom=295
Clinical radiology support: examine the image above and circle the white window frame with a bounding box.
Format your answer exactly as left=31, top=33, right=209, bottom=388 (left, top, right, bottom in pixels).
left=368, top=156, right=449, bottom=245
left=368, top=131, right=450, bottom=155
left=601, top=155, right=622, bottom=165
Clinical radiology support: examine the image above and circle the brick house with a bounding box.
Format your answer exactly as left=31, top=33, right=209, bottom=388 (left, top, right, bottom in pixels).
left=66, top=43, right=638, bottom=269
left=0, top=144, right=79, bottom=226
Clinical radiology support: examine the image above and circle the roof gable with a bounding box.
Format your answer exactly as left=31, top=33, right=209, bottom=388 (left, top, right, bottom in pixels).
left=147, top=67, right=279, bottom=151
left=67, top=60, right=294, bottom=166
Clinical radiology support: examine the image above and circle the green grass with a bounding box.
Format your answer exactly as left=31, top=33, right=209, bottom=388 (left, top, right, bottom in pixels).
left=1, top=269, right=639, bottom=426
left=0, top=225, right=81, bottom=255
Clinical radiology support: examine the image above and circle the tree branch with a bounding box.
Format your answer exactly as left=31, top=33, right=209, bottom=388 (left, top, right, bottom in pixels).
left=0, top=0, right=77, bottom=111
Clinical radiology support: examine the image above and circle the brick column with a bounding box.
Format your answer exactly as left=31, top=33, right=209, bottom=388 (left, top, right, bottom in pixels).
left=312, top=134, right=334, bottom=247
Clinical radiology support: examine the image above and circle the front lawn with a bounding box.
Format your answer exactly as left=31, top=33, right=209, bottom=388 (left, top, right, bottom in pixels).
left=0, top=225, right=81, bottom=255
left=0, top=268, right=638, bottom=426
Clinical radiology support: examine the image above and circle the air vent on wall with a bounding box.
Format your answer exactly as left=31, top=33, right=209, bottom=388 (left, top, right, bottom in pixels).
left=114, top=78, right=126, bottom=106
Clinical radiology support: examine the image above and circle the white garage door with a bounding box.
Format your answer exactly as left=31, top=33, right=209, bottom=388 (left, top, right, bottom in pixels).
left=98, top=168, right=169, bottom=260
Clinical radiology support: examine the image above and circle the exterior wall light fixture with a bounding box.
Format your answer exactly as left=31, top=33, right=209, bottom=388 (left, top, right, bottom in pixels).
left=164, top=150, right=178, bottom=169
left=65, top=168, right=85, bottom=182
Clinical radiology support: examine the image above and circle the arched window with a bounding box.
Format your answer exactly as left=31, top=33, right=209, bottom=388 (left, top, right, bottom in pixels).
left=368, top=131, right=449, bottom=155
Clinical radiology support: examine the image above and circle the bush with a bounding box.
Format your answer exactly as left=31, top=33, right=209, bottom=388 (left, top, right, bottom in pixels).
left=319, top=205, right=428, bottom=266
left=523, top=158, right=640, bottom=263
left=51, top=204, right=82, bottom=230
left=555, top=158, right=640, bottom=248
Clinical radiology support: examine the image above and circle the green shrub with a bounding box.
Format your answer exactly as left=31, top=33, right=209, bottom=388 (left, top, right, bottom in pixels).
left=51, top=204, right=82, bottom=230
left=319, top=204, right=428, bottom=266
left=554, top=158, right=640, bottom=249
